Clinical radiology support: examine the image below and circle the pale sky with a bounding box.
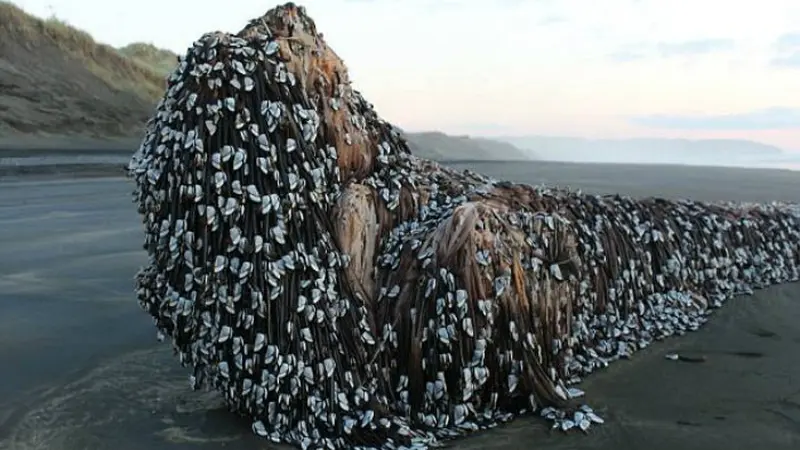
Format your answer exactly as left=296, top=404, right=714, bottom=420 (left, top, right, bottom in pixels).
left=13, top=0, right=800, bottom=151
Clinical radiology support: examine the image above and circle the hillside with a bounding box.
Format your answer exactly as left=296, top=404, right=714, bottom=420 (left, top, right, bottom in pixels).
left=0, top=2, right=165, bottom=138
left=404, top=131, right=534, bottom=161
left=118, top=42, right=179, bottom=77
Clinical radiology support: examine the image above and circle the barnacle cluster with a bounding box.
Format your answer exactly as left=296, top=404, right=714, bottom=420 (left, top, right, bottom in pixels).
left=128, top=3, right=800, bottom=449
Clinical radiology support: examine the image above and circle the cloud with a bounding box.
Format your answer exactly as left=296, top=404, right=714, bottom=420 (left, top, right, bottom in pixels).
left=607, top=50, right=646, bottom=62
left=775, top=32, right=800, bottom=50
left=629, top=107, right=800, bottom=130
left=655, top=38, right=735, bottom=56
left=770, top=33, right=800, bottom=68
left=538, top=15, right=566, bottom=26
left=608, top=38, right=735, bottom=62
left=771, top=51, right=800, bottom=68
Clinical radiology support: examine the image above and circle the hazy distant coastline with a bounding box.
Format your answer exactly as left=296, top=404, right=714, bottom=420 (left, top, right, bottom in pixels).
left=488, top=135, right=800, bottom=170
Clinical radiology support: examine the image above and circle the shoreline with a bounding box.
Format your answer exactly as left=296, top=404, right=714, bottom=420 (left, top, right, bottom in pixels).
left=2, top=157, right=800, bottom=188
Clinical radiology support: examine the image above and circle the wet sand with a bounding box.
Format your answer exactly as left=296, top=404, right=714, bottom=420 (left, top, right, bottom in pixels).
left=0, top=163, right=799, bottom=450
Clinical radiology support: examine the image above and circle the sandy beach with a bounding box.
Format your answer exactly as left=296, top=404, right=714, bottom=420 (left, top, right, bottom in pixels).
left=0, top=161, right=798, bottom=450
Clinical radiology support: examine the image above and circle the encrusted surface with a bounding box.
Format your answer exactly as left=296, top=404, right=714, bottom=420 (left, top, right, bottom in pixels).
left=128, top=3, right=800, bottom=449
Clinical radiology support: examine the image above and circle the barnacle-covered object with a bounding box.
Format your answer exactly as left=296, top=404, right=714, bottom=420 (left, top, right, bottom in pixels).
left=127, top=3, right=800, bottom=449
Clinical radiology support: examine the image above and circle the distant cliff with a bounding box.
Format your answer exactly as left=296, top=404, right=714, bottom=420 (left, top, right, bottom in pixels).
left=496, top=136, right=791, bottom=166
left=403, top=131, right=535, bottom=161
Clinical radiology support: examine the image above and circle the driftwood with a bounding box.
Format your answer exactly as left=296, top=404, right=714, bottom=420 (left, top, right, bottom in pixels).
left=128, top=3, right=800, bottom=449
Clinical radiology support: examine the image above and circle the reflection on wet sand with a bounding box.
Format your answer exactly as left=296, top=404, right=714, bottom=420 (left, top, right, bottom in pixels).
left=1, top=346, right=255, bottom=450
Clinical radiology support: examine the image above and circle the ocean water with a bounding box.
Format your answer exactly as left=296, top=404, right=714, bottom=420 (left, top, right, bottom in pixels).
left=751, top=161, right=800, bottom=171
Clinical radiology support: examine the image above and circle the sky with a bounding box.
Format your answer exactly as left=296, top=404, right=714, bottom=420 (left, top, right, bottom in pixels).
left=13, top=0, right=800, bottom=151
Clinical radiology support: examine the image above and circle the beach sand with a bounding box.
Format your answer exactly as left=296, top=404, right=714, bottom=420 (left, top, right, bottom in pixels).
left=0, top=161, right=798, bottom=450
